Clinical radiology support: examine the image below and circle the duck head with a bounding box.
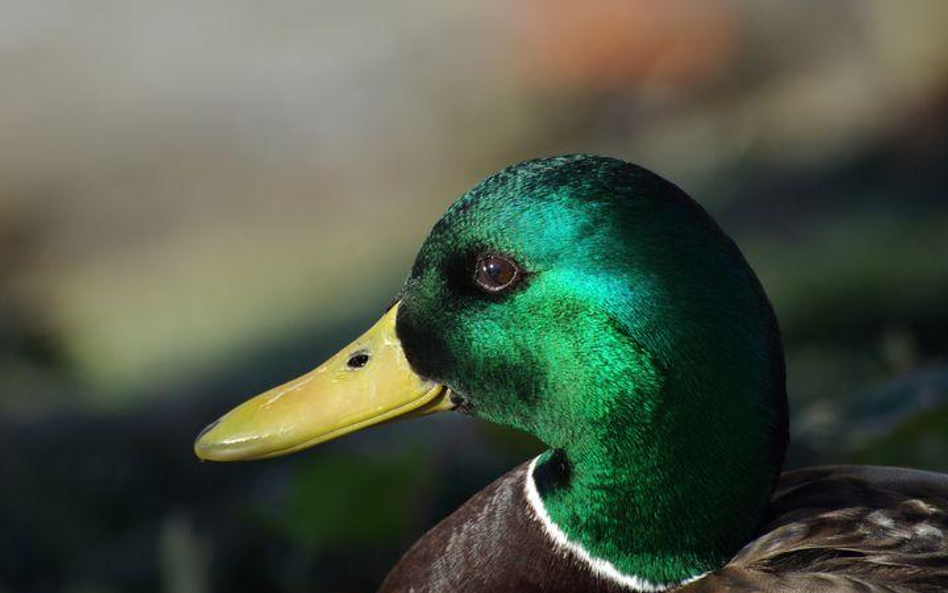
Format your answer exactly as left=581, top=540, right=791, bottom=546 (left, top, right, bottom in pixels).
left=195, top=155, right=788, bottom=587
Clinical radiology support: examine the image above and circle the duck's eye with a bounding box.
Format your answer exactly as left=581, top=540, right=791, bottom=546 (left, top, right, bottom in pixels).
left=474, top=254, right=520, bottom=293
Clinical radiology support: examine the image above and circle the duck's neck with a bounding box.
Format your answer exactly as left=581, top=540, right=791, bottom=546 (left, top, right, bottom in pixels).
left=517, top=286, right=786, bottom=590
left=528, top=425, right=774, bottom=591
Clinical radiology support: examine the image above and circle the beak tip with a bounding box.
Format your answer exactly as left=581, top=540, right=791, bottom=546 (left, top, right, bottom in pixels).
left=193, top=418, right=224, bottom=461
left=193, top=418, right=274, bottom=462
left=193, top=440, right=231, bottom=462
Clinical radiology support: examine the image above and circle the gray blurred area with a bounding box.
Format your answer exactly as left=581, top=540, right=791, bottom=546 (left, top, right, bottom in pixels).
left=1, top=1, right=947, bottom=592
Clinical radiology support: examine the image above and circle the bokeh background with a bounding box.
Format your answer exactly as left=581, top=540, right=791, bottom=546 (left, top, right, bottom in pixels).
left=2, top=1, right=948, bottom=592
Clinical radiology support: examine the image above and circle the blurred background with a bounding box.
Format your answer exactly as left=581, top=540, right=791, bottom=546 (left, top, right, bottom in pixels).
left=2, top=0, right=947, bottom=591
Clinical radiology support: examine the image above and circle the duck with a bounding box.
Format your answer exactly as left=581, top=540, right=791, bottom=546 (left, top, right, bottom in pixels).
left=194, top=155, right=948, bottom=593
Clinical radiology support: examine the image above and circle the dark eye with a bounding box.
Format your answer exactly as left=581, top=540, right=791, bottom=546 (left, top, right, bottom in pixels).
left=474, top=254, right=520, bottom=293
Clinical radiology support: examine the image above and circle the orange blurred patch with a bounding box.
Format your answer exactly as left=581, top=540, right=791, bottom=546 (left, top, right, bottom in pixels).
left=504, top=0, right=740, bottom=91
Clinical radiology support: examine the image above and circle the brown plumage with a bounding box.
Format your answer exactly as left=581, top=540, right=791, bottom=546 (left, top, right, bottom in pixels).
left=380, top=463, right=948, bottom=593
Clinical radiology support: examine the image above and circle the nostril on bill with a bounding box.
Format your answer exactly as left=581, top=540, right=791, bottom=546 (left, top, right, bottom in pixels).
left=346, top=352, right=370, bottom=369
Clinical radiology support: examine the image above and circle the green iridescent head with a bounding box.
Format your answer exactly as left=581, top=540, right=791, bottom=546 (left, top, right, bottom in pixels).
left=398, top=155, right=785, bottom=455
left=396, top=154, right=788, bottom=584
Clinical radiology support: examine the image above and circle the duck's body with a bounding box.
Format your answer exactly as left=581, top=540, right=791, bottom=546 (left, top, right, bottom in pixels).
left=195, top=155, right=948, bottom=592
left=383, top=463, right=948, bottom=593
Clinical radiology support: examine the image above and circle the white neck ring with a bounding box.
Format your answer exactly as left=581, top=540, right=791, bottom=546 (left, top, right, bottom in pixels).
left=523, top=455, right=708, bottom=592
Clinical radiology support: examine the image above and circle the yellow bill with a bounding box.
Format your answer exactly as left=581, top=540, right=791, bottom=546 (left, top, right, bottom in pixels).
left=194, top=302, right=452, bottom=461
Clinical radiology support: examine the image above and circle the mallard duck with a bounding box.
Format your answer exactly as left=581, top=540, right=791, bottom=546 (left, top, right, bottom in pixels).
left=194, top=155, right=948, bottom=592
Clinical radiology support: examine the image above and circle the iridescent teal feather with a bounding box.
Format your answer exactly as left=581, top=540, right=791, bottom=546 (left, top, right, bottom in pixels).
left=396, top=155, right=788, bottom=584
